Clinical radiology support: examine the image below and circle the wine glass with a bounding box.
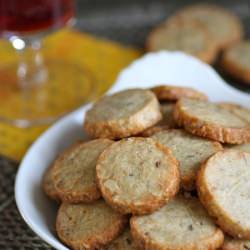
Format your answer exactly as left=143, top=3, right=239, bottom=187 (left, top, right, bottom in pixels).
left=0, top=0, right=94, bottom=128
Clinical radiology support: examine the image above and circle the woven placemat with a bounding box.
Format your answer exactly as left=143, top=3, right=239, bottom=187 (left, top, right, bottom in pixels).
left=1, top=0, right=250, bottom=249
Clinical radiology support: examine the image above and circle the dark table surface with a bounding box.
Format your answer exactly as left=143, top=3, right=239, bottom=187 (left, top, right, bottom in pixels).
left=0, top=0, right=249, bottom=249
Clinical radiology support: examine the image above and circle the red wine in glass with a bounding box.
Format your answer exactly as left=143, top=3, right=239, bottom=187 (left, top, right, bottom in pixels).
left=0, top=0, right=75, bottom=35
left=0, top=0, right=94, bottom=129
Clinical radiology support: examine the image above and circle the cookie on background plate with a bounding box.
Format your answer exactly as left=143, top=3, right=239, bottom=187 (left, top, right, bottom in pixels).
left=146, top=18, right=218, bottom=64
left=96, top=137, right=180, bottom=215
left=56, top=200, right=127, bottom=250
left=52, top=139, right=113, bottom=203
left=197, top=150, right=250, bottom=239
left=151, top=85, right=208, bottom=102
left=130, top=195, right=224, bottom=250
left=221, top=41, right=250, bottom=85
left=84, top=89, right=162, bottom=139
left=174, top=98, right=250, bottom=144
left=175, top=4, right=244, bottom=50
left=152, top=129, right=222, bottom=190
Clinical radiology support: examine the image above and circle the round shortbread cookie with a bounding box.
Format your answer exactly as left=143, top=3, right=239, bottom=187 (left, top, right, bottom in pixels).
left=219, top=103, right=250, bottom=124
left=221, top=41, right=250, bottom=85
left=197, top=150, right=250, bottom=239
left=222, top=236, right=250, bottom=250
left=42, top=165, right=60, bottom=201
left=103, top=228, right=137, bottom=250
left=147, top=18, right=218, bottom=64
left=130, top=195, right=224, bottom=250
left=152, top=129, right=222, bottom=190
left=140, top=103, right=176, bottom=137
left=96, top=137, right=180, bottom=215
left=175, top=4, right=244, bottom=50
left=56, top=200, right=127, bottom=250
left=151, top=85, right=208, bottom=101
left=52, top=139, right=113, bottom=203
left=174, top=98, right=250, bottom=144
left=84, top=89, right=162, bottom=139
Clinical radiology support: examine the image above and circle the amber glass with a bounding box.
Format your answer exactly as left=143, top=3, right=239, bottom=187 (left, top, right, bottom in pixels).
left=0, top=0, right=94, bottom=127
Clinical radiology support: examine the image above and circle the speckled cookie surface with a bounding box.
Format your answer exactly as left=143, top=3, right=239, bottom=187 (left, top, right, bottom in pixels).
left=52, top=139, right=113, bottom=203
left=147, top=18, right=218, bottom=64
left=130, top=195, right=224, bottom=250
left=56, top=200, right=127, bottom=250
left=219, top=103, right=250, bottom=124
left=174, top=98, right=250, bottom=144
left=103, top=228, right=137, bottom=250
left=197, top=150, right=250, bottom=239
left=96, top=137, right=180, bottom=215
left=152, top=129, right=222, bottom=190
left=84, top=89, right=162, bottom=139
left=42, top=164, right=60, bottom=201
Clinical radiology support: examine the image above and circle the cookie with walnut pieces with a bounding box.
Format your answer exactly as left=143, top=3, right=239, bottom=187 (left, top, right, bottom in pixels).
left=174, top=98, right=250, bottom=144
left=56, top=200, right=127, bottom=250
left=197, top=150, right=250, bottom=239
left=130, top=195, right=224, bottom=250
left=52, top=139, right=113, bottom=203
left=152, top=129, right=222, bottom=190
left=96, top=137, right=180, bottom=215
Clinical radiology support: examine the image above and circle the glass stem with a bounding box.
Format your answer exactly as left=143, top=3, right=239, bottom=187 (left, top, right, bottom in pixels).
left=10, top=36, right=48, bottom=89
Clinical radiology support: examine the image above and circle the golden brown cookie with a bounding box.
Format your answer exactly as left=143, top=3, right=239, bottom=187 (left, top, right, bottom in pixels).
left=175, top=4, right=244, bottom=50
left=197, top=150, right=250, bottom=239
left=96, top=137, right=180, bottom=215
left=130, top=195, right=224, bottom=250
left=42, top=164, right=60, bottom=201
left=56, top=200, right=127, bottom=250
left=174, top=98, right=250, bottom=144
left=84, top=89, right=162, bottom=139
left=147, top=18, right=218, bottom=64
left=52, top=139, right=113, bottom=203
left=103, top=228, right=137, bottom=250
left=222, top=236, right=250, bottom=250
left=219, top=103, right=250, bottom=124
left=152, top=129, right=222, bottom=190
left=151, top=85, right=208, bottom=101
left=140, top=103, right=176, bottom=137
left=221, top=41, right=250, bottom=85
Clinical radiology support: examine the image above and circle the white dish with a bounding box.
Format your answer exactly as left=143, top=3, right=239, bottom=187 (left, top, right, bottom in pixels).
left=15, top=51, right=250, bottom=250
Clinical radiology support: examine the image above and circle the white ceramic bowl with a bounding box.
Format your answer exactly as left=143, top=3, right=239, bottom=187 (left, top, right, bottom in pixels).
left=15, top=52, right=250, bottom=250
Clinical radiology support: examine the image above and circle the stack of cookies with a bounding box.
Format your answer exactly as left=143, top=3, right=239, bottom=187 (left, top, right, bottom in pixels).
left=147, top=4, right=250, bottom=86
left=43, top=86, right=250, bottom=250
